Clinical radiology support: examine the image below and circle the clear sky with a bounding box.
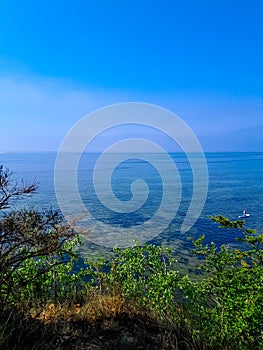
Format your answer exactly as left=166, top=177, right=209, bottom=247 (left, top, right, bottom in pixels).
left=0, top=0, right=263, bottom=152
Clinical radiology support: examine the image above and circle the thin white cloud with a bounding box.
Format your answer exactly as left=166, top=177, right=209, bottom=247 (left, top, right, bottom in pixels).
left=0, top=74, right=262, bottom=152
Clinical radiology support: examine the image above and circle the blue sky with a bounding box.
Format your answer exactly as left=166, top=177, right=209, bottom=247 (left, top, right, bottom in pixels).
left=0, top=0, right=263, bottom=152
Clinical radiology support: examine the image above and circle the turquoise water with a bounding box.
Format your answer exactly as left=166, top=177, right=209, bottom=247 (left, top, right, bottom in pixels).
left=1, top=152, right=263, bottom=266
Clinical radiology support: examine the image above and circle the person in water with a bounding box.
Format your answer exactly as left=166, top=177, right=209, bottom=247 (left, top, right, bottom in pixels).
left=243, top=209, right=247, bottom=216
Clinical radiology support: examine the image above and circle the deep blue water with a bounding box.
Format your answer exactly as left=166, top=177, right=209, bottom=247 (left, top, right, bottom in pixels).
left=1, top=152, right=263, bottom=266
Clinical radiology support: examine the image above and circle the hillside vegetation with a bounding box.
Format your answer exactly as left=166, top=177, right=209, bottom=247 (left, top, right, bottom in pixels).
left=0, top=166, right=262, bottom=349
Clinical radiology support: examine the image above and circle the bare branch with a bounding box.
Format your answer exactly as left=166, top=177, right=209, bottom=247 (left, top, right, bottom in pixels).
left=0, top=165, right=37, bottom=210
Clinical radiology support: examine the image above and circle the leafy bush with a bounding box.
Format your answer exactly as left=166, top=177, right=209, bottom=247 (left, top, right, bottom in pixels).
left=86, top=243, right=184, bottom=314
left=183, top=215, right=263, bottom=349
left=0, top=167, right=84, bottom=309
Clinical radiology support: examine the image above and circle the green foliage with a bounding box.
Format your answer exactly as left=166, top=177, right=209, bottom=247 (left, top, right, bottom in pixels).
left=0, top=209, right=85, bottom=308
left=82, top=243, right=182, bottom=315
left=185, top=215, right=263, bottom=349
left=0, top=167, right=87, bottom=309
left=9, top=235, right=87, bottom=307
left=111, top=243, right=181, bottom=313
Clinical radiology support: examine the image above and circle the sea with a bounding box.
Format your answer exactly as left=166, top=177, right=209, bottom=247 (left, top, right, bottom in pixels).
left=1, top=152, right=263, bottom=272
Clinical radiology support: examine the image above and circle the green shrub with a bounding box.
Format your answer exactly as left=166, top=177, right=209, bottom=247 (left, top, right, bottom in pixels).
left=183, top=215, right=263, bottom=349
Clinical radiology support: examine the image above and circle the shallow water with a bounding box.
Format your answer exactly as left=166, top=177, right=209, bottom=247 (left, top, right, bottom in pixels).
left=1, top=152, right=263, bottom=267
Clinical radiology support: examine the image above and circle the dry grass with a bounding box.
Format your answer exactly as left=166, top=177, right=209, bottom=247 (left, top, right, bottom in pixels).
left=32, top=293, right=146, bottom=324
left=0, top=291, right=193, bottom=350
